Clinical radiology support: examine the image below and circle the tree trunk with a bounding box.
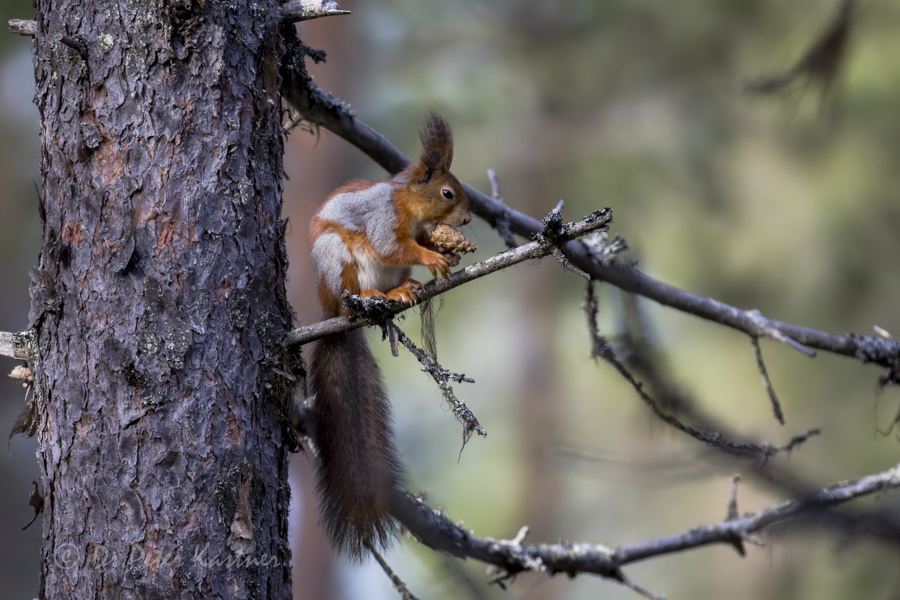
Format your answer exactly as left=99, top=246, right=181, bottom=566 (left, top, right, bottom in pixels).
left=30, top=0, right=296, bottom=597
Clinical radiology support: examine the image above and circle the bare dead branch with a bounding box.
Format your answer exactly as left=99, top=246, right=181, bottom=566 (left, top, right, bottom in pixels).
left=283, top=207, right=612, bottom=347
left=281, top=0, right=351, bottom=23
left=7, top=1, right=350, bottom=38
left=583, top=284, right=818, bottom=459
left=392, top=463, right=900, bottom=580
left=583, top=290, right=900, bottom=553
left=279, top=73, right=900, bottom=381
left=614, top=291, right=799, bottom=454
left=9, top=19, right=35, bottom=36
left=606, top=294, right=900, bottom=549
left=386, top=321, right=485, bottom=443
left=752, top=336, right=786, bottom=425
left=726, top=473, right=741, bottom=521
left=365, top=541, right=421, bottom=600
left=539, top=201, right=591, bottom=278
left=486, top=169, right=518, bottom=248
left=723, top=473, right=759, bottom=556
left=281, top=0, right=350, bottom=23
left=617, top=573, right=666, bottom=600
left=0, top=330, right=32, bottom=361
left=0, top=332, right=19, bottom=359
left=291, top=344, right=900, bottom=590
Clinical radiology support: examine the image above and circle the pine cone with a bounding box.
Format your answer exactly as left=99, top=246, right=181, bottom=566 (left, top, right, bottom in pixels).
left=430, top=223, right=476, bottom=255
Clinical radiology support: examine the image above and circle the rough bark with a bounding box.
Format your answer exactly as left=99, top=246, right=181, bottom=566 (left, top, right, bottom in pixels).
left=30, top=0, right=296, bottom=597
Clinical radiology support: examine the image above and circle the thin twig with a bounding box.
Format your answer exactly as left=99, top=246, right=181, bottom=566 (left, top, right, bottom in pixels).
left=607, top=291, right=900, bottom=549
left=387, top=321, right=485, bottom=443
left=609, top=337, right=820, bottom=459
left=438, top=554, right=495, bottom=600
left=583, top=284, right=818, bottom=459
left=365, top=541, right=421, bottom=600
left=752, top=336, right=786, bottom=425
left=617, top=571, right=666, bottom=600
left=726, top=473, right=741, bottom=521
left=725, top=473, right=747, bottom=556
left=486, top=169, right=517, bottom=248
left=608, top=294, right=900, bottom=548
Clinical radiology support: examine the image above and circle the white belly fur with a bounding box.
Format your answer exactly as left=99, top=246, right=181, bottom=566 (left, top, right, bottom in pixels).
left=354, top=249, right=408, bottom=293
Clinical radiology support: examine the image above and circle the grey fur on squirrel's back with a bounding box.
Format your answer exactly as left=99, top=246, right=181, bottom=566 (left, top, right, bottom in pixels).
left=308, top=327, right=404, bottom=558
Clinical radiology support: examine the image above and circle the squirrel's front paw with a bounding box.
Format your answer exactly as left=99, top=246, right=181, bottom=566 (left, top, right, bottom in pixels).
left=358, top=289, right=389, bottom=302
left=383, top=279, right=423, bottom=306
left=420, top=251, right=452, bottom=280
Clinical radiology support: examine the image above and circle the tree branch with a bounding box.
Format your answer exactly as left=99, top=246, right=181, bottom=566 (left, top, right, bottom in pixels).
left=280, top=0, right=350, bottom=23
left=281, top=74, right=900, bottom=382
left=583, top=283, right=819, bottom=459
left=752, top=335, right=786, bottom=425
left=601, top=292, right=900, bottom=548
left=387, top=321, right=484, bottom=443
left=283, top=207, right=612, bottom=347
left=365, top=541, right=421, bottom=600
left=392, top=463, right=900, bottom=579
left=9, top=19, right=35, bottom=36
left=8, top=0, right=352, bottom=38
left=0, top=331, right=31, bottom=361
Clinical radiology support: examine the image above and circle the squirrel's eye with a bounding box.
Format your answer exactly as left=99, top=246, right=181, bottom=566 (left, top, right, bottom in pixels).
left=442, top=188, right=454, bottom=200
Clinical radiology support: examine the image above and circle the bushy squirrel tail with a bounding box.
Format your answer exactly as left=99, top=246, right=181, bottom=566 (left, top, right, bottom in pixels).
left=308, top=328, right=404, bottom=558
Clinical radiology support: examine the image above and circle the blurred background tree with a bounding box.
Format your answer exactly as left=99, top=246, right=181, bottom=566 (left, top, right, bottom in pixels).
left=3, top=0, right=900, bottom=598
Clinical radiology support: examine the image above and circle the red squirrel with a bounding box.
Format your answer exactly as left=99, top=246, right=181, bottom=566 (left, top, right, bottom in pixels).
left=308, top=112, right=470, bottom=557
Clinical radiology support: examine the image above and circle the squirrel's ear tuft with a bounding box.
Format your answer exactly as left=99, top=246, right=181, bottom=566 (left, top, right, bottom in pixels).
left=422, top=150, right=443, bottom=173
left=419, top=111, right=454, bottom=172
